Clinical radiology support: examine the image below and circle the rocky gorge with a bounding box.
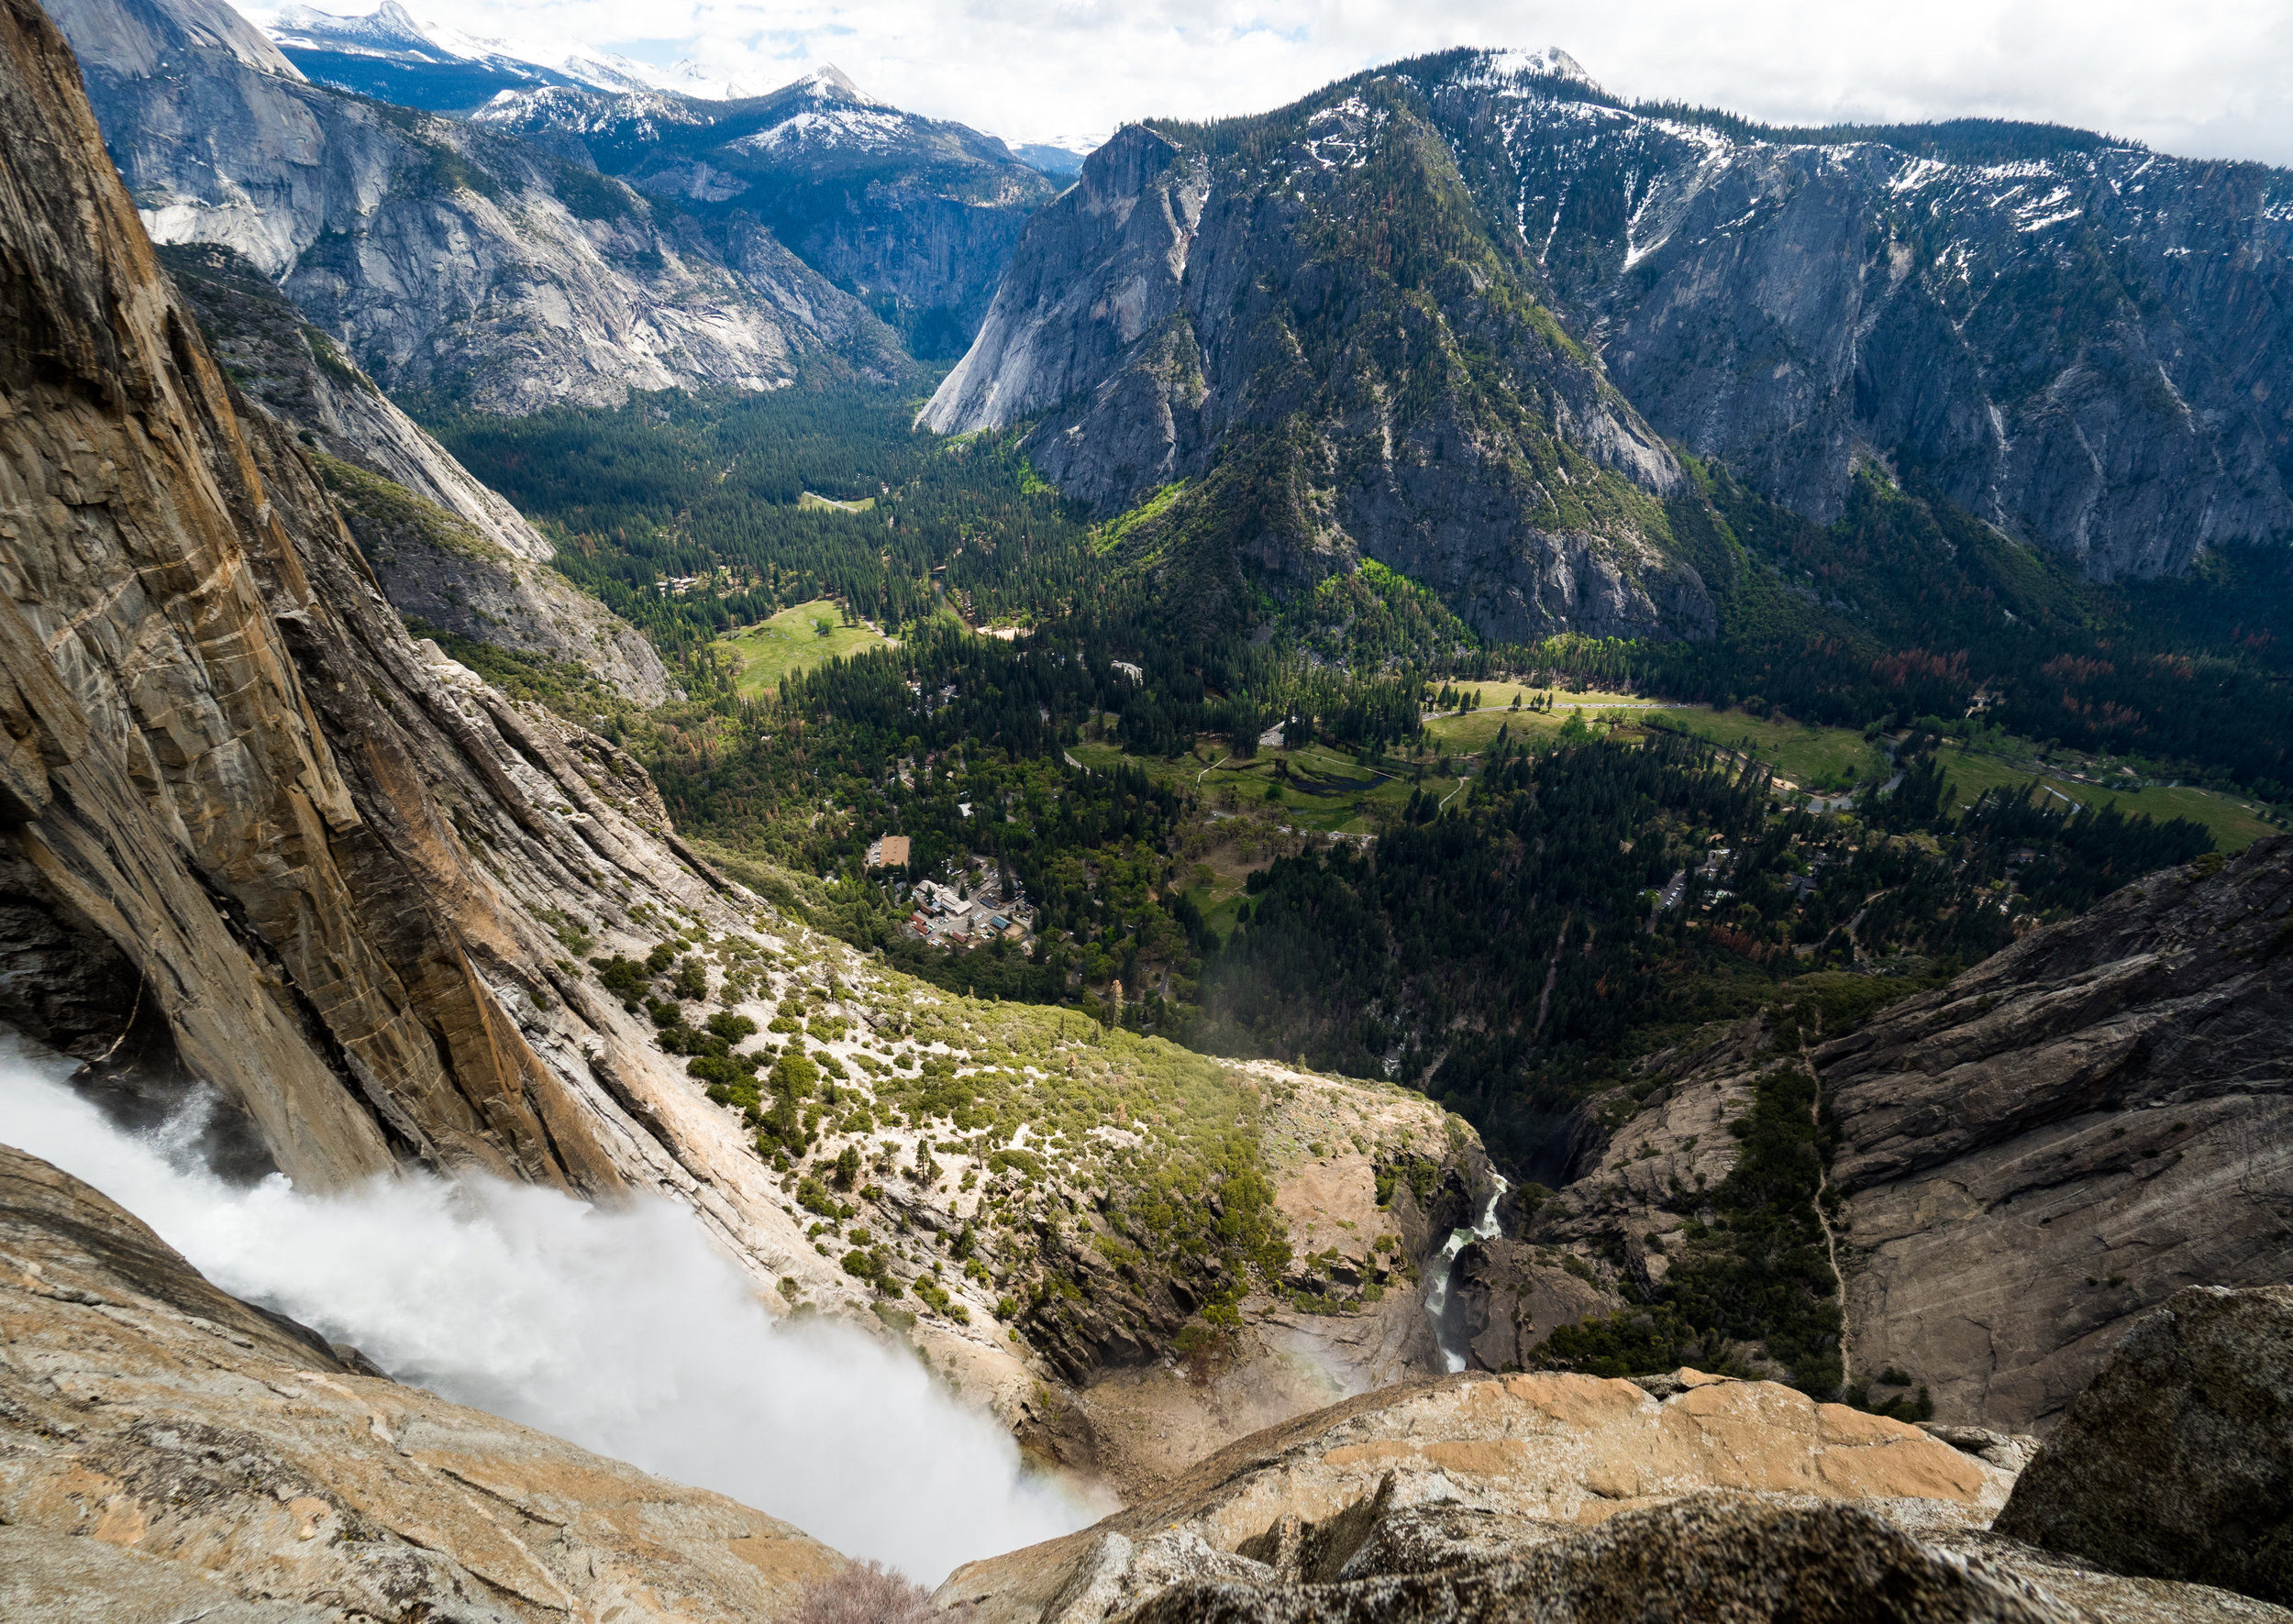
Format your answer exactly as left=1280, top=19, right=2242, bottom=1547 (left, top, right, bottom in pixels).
left=1475, top=835, right=2293, bottom=1431
left=6, top=1131, right=2290, bottom=1620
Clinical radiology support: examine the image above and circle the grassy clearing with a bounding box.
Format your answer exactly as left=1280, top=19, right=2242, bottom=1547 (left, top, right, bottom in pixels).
left=1646, top=707, right=1894, bottom=792
left=1650, top=705, right=2276, bottom=850
left=798, top=491, right=877, bottom=514
left=717, top=599, right=892, bottom=697
left=1074, top=738, right=1419, bottom=834
left=1928, top=743, right=2276, bottom=850
left=1077, top=694, right=2278, bottom=868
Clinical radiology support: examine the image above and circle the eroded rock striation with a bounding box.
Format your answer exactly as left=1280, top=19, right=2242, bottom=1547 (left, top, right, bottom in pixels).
left=1490, top=839, right=2291, bottom=1432
left=1822, top=839, right=2293, bottom=1428
left=154, top=240, right=673, bottom=703
left=0, top=1143, right=844, bottom=1622
left=0, top=0, right=808, bottom=1240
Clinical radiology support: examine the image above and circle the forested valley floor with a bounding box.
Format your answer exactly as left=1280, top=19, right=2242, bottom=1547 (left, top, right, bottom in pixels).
left=429, top=373, right=2284, bottom=1192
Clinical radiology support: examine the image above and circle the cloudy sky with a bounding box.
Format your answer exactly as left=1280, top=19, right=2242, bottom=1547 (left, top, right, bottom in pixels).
left=252, top=0, right=2293, bottom=163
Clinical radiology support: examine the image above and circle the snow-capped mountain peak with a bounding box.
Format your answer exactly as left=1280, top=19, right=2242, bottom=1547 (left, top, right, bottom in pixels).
left=1479, top=46, right=1599, bottom=90
left=260, top=3, right=759, bottom=102
left=794, top=64, right=883, bottom=106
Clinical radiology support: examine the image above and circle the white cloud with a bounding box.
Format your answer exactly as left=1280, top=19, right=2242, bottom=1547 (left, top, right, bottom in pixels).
left=248, top=0, right=2293, bottom=164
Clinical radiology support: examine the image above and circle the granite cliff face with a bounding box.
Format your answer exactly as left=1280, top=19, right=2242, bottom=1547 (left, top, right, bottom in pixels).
left=155, top=239, right=674, bottom=703
left=0, top=1143, right=846, bottom=1622
left=475, top=66, right=1058, bottom=359
left=46, top=0, right=901, bottom=411
left=1464, top=57, right=2293, bottom=580
left=0, top=0, right=824, bottom=1245
left=925, top=114, right=1712, bottom=645
left=1818, top=837, right=2293, bottom=1429
left=1502, top=839, right=2291, bottom=1433
left=939, top=49, right=2291, bottom=598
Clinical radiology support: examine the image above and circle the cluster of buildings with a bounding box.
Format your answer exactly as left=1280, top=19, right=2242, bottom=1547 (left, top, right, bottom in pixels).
left=901, top=873, right=1035, bottom=951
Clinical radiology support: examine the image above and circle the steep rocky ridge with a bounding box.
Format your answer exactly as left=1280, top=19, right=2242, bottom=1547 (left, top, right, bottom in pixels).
left=0, top=1142, right=846, bottom=1622
left=473, top=65, right=1058, bottom=358
left=0, top=0, right=866, bottom=1286
left=940, top=49, right=2290, bottom=593
left=1502, top=839, right=2291, bottom=1431
left=936, top=1362, right=2283, bottom=1624
left=47, top=0, right=903, bottom=410
left=1447, top=52, right=2293, bottom=579
left=155, top=239, right=673, bottom=702
left=924, top=111, right=1711, bottom=645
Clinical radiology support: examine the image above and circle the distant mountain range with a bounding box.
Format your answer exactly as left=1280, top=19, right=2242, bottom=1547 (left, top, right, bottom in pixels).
left=262, top=0, right=1097, bottom=177
left=266, top=0, right=764, bottom=104
left=470, top=63, right=1065, bottom=357
left=931, top=46, right=2293, bottom=615
left=42, top=0, right=2293, bottom=628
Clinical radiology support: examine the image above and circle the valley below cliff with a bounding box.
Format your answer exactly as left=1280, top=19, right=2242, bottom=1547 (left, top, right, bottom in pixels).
left=1, top=0, right=2290, bottom=1617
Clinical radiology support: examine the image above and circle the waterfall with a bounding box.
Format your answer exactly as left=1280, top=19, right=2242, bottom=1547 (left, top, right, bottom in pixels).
left=1422, top=1172, right=1509, bottom=1374
left=0, top=1048, right=1088, bottom=1584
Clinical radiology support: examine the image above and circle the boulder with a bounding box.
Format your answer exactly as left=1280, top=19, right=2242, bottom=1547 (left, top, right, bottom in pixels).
left=937, top=1369, right=2016, bottom=1624
left=1994, top=1286, right=2293, bottom=1605
left=1126, top=1498, right=2061, bottom=1624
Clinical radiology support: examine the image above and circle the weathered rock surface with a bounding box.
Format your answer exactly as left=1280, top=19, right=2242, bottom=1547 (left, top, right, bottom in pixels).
left=48, top=0, right=902, bottom=411
left=0, top=1142, right=845, bottom=1622
left=924, top=116, right=1712, bottom=646
left=937, top=1364, right=2283, bottom=1624
left=1475, top=56, right=2293, bottom=580
left=1995, top=1286, right=2293, bottom=1605
left=1500, top=840, right=2291, bottom=1431
left=939, top=1369, right=2014, bottom=1622
left=1820, top=839, right=2293, bottom=1429
left=155, top=240, right=673, bottom=702
left=0, top=0, right=846, bottom=1284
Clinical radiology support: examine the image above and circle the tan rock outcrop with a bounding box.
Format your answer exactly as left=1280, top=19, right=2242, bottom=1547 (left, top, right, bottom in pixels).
left=938, top=1368, right=2013, bottom=1624
left=0, top=1142, right=844, bottom=1622
left=937, top=1363, right=2289, bottom=1624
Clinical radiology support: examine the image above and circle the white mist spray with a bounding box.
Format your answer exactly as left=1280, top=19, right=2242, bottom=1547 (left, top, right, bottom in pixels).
left=0, top=1048, right=1087, bottom=1584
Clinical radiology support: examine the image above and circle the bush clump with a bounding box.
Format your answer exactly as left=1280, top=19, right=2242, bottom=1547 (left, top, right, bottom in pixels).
left=796, top=1561, right=941, bottom=1624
